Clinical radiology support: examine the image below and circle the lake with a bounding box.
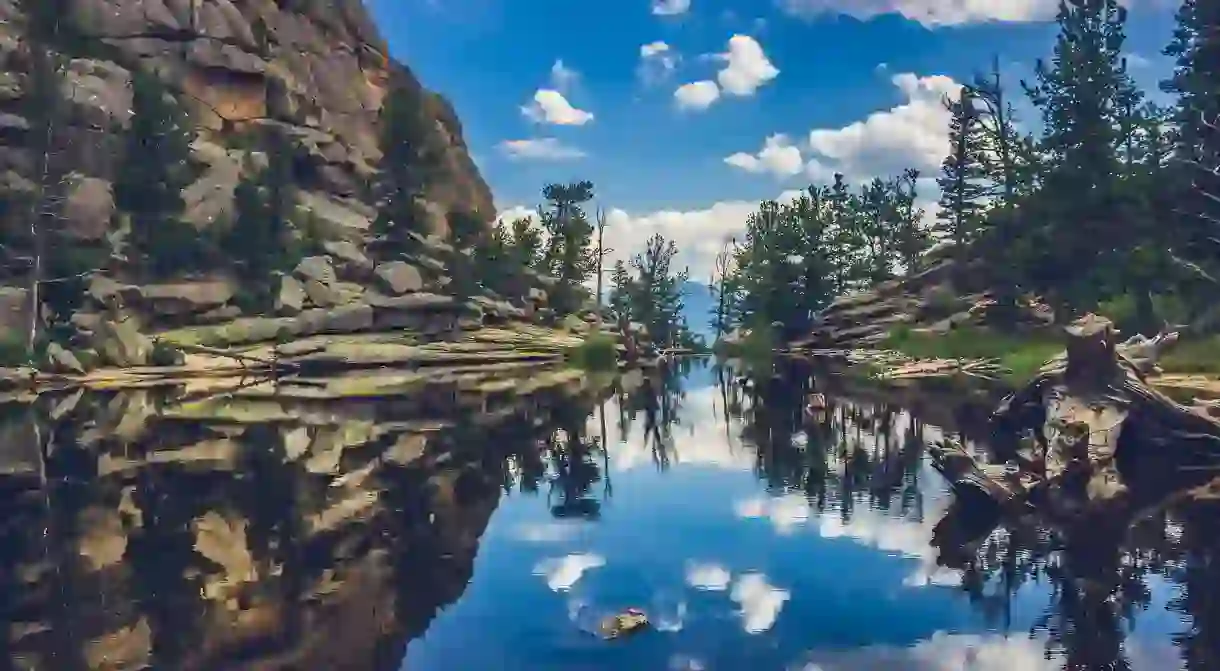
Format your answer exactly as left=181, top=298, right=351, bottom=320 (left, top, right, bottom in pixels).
left=0, top=359, right=1216, bottom=670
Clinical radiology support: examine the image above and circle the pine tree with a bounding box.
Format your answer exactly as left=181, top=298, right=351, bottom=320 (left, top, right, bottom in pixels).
left=508, top=217, right=543, bottom=270
left=540, top=181, right=596, bottom=316
left=970, top=57, right=1035, bottom=208
left=1163, top=0, right=1220, bottom=253
left=225, top=126, right=299, bottom=282
left=114, top=68, right=202, bottom=277
left=936, top=90, right=990, bottom=252
left=1022, top=0, right=1141, bottom=309
left=891, top=168, right=929, bottom=272
left=371, top=82, right=441, bottom=246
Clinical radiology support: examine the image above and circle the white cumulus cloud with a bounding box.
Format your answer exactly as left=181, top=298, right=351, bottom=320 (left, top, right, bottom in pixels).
left=805, top=72, right=962, bottom=182
left=725, top=134, right=804, bottom=178
left=532, top=553, right=605, bottom=591
left=522, top=89, right=594, bottom=126
left=652, top=0, right=691, bottom=15
left=674, top=80, right=720, bottom=110
left=498, top=138, right=586, bottom=161
left=639, top=41, right=680, bottom=85
left=716, top=35, right=779, bottom=95
left=673, top=35, right=778, bottom=110
left=775, top=0, right=1064, bottom=26
left=730, top=572, right=789, bottom=634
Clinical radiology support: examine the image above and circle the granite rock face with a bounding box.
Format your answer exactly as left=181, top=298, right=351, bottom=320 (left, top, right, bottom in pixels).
left=0, top=0, right=494, bottom=243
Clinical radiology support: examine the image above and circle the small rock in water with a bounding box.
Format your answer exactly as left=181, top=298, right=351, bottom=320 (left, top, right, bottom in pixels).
left=597, top=608, right=649, bottom=640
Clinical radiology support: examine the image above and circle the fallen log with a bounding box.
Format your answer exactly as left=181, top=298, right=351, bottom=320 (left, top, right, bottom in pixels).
left=931, top=314, right=1220, bottom=513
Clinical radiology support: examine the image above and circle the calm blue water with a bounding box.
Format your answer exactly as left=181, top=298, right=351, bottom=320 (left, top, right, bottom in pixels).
left=399, top=361, right=1197, bottom=671
left=2, top=361, right=1213, bottom=670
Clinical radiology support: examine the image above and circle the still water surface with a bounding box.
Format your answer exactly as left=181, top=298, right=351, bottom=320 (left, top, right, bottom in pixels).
left=1, top=360, right=1216, bottom=670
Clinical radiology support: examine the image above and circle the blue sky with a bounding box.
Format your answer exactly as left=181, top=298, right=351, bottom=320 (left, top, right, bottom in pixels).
left=365, top=0, right=1180, bottom=280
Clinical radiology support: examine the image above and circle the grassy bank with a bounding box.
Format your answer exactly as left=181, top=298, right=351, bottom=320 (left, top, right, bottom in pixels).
left=880, top=324, right=1062, bottom=384
left=880, top=324, right=1220, bottom=385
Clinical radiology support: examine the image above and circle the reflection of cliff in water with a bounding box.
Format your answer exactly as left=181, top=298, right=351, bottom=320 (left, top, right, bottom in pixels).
left=0, top=379, right=606, bottom=671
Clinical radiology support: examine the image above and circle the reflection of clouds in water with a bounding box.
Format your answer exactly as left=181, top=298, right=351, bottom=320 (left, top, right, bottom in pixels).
left=734, top=398, right=967, bottom=588
left=790, top=631, right=1184, bottom=670
left=532, top=553, right=605, bottom=591
left=510, top=521, right=586, bottom=542
left=590, top=387, right=755, bottom=472
left=731, top=572, right=790, bottom=634
left=685, top=561, right=732, bottom=591
left=669, top=653, right=708, bottom=670
left=653, top=593, right=687, bottom=632
left=734, top=483, right=960, bottom=588
left=734, top=494, right=811, bottom=534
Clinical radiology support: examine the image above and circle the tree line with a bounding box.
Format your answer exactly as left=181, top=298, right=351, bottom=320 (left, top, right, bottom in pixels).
left=478, top=182, right=704, bottom=350
left=714, top=0, right=1219, bottom=340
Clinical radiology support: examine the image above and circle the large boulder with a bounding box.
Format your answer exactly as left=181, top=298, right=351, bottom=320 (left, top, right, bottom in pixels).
left=294, top=256, right=337, bottom=287
left=275, top=275, right=306, bottom=316
left=136, top=280, right=235, bottom=316
left=92, top=318, right=153, bottom=367
left=303, top=279, right=341, bottom=308
left=373, top=261, right=424, bottom=295
left=45, top=342, right=85, bottom=373
left=322, top=239, right=373, bottom=279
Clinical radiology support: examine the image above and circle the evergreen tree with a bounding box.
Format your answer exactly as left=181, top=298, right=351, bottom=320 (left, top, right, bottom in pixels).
left=936, top=89, right=990, bottom=252
left=372, top=82, right=441, bottom=246
left=1163, top=0, right=1220, bottom=264
left=539, top=181, right=596, bottom=316
left=970, top=57, right=1037, bottom=207
left=1022, top=0, right=1141, bottom=309
left=608, top=233, right=695, bottom=349
left=114, top=68, right=203, bottom=278
left=224, top=126, right=300, bottom=281
left=891, top=168, right=930, bottom=272
left=508, top=216, right=544, bottom=270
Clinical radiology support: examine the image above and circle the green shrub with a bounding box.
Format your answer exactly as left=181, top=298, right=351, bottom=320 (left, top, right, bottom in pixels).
left=149, top=341, right=185, bottom=367
left=568, top=332, right=618, bottom=372
left=737, top=322, right=778, bottom=374
left=0, top=331, right=29, bottom=367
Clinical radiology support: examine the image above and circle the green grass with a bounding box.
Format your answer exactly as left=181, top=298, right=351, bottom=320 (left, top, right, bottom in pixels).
left=880, top=324, right=1063, bottom=385
left=567, top=332, right=619, bottom=372
left=1157, top=336, right=1220, bottom=375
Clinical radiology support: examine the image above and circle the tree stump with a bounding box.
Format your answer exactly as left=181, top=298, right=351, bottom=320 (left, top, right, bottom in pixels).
left=933, top=314, right=1220, bottom=515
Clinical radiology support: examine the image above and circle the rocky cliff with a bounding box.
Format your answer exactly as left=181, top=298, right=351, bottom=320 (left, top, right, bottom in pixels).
left=0, top=0, right=494, bottom=237
left=0, top=0, right=601, bottom=375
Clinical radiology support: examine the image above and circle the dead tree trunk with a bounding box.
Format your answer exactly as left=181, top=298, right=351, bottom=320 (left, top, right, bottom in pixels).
left=932, top=314, right=1220, bottom=513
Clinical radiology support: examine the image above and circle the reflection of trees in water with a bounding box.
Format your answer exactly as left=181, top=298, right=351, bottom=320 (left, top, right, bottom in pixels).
left=616, top=359, right=700, bottom=470
left=542, top=403, right=605, bottom=520
left=932, top=466, right=1220, bottom=669
left=720, top=360, right=927, bottom=525
left=726, top=360, right=1220, bottom=669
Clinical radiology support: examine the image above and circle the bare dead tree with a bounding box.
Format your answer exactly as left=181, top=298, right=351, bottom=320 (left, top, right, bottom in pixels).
left=710, top=237, right=736, bottom=340
left=593, top=207, right=612, bottom=324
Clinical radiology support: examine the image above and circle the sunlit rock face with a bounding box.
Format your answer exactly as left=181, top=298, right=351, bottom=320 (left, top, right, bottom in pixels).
left=0, top=0, right=494, bottom=241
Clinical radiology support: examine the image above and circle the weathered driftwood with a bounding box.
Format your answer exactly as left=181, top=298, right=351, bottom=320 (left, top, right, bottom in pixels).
left=931, top=314, right=1220, bottom=514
